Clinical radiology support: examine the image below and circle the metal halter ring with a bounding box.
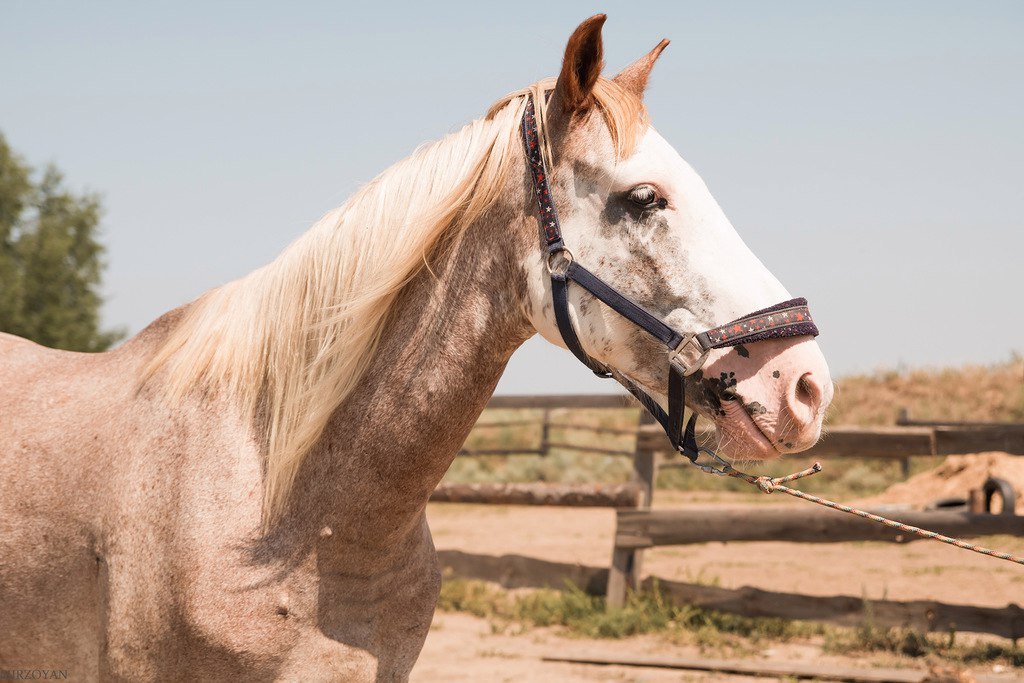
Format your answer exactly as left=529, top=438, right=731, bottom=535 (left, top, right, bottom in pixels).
left=669, top=333, right=711, bottom=377
left=545, top=246, right=575, bottom=276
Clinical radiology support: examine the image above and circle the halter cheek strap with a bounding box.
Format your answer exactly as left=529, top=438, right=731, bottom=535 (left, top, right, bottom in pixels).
left=521, top=94, right=819, bottom=460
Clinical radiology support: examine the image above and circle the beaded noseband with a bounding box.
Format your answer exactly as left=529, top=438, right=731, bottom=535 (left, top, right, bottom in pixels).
left=521, top=95, right=819, bottom=460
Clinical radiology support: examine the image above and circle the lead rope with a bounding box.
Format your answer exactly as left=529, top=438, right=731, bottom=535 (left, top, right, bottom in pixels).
left=686, top=439, right=1024, bottom=566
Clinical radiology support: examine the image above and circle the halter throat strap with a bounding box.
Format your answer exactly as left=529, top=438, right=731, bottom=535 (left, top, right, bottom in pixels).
left=520, top=94, right=819, bottom=459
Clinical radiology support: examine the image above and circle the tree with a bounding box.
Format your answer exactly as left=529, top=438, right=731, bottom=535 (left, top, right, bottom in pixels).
left=0, top=133, right=123, bottom=351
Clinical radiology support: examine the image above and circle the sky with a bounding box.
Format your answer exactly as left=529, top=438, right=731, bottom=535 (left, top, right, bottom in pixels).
left=1, top=1, right=1021, bottom=395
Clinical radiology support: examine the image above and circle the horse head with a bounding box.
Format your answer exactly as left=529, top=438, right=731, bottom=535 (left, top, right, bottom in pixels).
left=521, top=16, right=833, bottom=460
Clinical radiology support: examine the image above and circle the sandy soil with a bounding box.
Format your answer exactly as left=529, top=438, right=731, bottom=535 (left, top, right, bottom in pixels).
left=415, top=487, right=1024, bottom=681
left=415, top=611, right=898, bottom=682
left=427, top=490, right=1024, bottom=607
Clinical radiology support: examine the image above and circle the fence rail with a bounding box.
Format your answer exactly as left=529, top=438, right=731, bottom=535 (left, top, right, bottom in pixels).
left=431, top=482, right=641, bottom=508
left=483, top=394, right=639, bottom=409
left=639, top=424, right=1024, bottom=458
left=457, top=394, right=641, bottom=458
left=614, top=507, right=1024, bottom=549
left=436, top=395, right=1024, bottom=632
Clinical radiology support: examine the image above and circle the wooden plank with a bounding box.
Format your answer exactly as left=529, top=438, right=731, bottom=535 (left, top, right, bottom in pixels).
left=641, top=423, right=1024, bottom=458
left=465, top=425, right=1024, bottom=457
left=436, top=550, right=608, bottom=594
left=648, top=577, right=1024, bottom=642
left=541, top=653, right=1003, bottom=683
left=615, top=507, right=1024, bottom=549
left=436, top=550, right=1024, bottom=639
left=546, top=421, right=641, bottom=436
left=485, top=394, right=638, bottom=409
left=470, top=419, right=543, bottom=428
left=542, top=654, right=926, bottom=682
left=621, top=447, right=655, bottom=597
left=539, top=408, right=550, bottom=454
left=638, top=424, right=937, bottom=458
left=605, top=547, right=632, bottom=609
left=545, top=441, right=634, bottom=456
left=458, top=446, right=634, bottom=456
left=934, top=426, right=1024, bottom=455
left=457, top=448, right=544, bottom=456
left=430, top=482, right=641, bottom=508
left=632, top=453, right=657, bottom=510
left=607, top=411, right=658, bottom=609
left=898, top=410, right=1024, bottom=430
left=782, top=426, right=936, bottom=458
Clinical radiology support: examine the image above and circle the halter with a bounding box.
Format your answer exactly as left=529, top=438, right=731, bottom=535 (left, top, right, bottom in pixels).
left=521, top=95, right=819, bottom=460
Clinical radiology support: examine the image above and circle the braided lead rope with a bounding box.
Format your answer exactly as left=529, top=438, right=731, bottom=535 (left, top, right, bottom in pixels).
left=688, top=448, right=1024, bottom=566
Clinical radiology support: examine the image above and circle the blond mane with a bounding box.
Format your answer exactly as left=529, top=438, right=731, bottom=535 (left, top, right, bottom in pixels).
left=144, top=77, right=647, bottom=528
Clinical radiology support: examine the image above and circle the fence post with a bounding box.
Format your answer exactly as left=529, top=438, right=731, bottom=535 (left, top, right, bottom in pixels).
left=607, top=410, right=658, bottom=609
left=540, top=408, right=551, bottom=456
left=894, top=409, right=912, bottom=478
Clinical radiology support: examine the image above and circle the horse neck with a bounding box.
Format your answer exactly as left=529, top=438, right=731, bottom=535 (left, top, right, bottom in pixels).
left=280, top=206, right=535, bottom=538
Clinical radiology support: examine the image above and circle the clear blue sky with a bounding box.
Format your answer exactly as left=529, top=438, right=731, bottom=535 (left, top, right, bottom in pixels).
left=2, top=1, right=1021, bottom=394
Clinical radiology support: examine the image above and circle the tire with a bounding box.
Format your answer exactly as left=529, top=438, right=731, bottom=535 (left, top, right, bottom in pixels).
left=983, top=477, right=1017, bottom=515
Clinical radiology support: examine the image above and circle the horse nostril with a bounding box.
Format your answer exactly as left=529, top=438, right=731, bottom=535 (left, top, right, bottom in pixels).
left=796, top=372, right=822, bottom=408
left=720, top=388, right=739, bottom=402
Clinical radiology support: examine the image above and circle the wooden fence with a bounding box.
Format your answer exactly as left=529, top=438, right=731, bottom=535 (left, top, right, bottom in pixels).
left=457, top=393, right=638, bottom=458
left=436, top=550, right=1024, bottom=640
left=432, top=393, right=647, bottom=507
left=434, top=394, right=1024, bottom=509
left=431, top=394, right=1024, bottom=633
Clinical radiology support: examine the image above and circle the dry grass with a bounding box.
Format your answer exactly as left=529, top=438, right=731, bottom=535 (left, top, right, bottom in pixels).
left=827, top=355, right=1024, bottom=426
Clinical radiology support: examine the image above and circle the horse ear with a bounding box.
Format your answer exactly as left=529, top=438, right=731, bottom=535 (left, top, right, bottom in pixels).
left=550, top=14, right=607, bottom=116
left=613, top=39, right=670, bottom=97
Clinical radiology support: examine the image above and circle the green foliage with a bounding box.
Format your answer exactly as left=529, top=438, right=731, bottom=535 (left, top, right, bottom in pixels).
left=0, top=133, right=123, bottom=351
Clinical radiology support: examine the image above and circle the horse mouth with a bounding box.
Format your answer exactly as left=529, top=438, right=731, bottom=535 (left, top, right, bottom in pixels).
left=712, top=399, right=780, bottom=461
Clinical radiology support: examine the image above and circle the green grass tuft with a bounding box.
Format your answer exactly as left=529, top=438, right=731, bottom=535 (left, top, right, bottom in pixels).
left=439, top=577, right=820, bottom=642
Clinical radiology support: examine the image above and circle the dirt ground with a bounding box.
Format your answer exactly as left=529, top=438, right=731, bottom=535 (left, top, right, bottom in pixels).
left=416, top=611, right=902, bottom=682
left=414, top=488, right=1024, bottom=681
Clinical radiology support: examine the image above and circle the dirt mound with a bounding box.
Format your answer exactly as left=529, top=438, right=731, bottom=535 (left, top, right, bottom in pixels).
left=857, top=452, right=1024, bottom=513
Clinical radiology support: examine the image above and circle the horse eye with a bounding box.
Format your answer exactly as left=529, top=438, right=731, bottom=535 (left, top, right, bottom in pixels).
left=627, top=185, right=661, bottom=209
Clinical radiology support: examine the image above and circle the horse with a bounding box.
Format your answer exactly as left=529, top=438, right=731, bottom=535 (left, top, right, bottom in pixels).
left=0, top=15, right=832, bottom=681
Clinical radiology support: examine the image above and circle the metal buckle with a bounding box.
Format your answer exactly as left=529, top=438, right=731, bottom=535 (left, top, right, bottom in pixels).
left=545, top=247, right=574, bottom=276
left=687, top=445, right=742, bottom=477
left=669, top=334, right=710, bottom=376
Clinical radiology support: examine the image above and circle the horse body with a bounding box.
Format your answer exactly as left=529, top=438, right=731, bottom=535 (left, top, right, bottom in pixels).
left=1, top=16, right=833, bottom=680
left=0, top=199, right=530, bottom=679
